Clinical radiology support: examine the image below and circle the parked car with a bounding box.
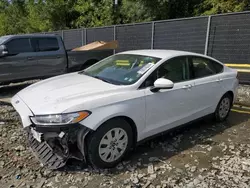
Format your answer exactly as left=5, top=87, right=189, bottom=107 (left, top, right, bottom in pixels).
left=0, top=34, right=113, bottom=84
left=11, top=50, right=238, bottom=169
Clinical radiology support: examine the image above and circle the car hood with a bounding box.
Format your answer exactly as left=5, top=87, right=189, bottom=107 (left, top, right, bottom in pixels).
left=16, top=73, right=126, bottom=114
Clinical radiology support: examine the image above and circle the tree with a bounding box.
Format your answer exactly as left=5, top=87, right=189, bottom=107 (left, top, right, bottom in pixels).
left=44, top=0, right=79, bottom=30
left=74, top=0, right=113, bottom=28
left=195, top=0, right=250, bottom=15
left=118, top=0, right=152, bottom=24
left=74, top=0, right=152, bottom=27
left=0, top=0, right=79, bottom=35
left=0, top=0, right=249, bottom=36
left=0, top=0, right=28, bottom=35
left=26, top=0, right=53, bottom=33
left=138, top=0, right=203, bottom=20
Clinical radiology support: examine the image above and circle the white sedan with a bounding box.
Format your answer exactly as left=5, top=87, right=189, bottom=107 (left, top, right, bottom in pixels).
left=11, top=50, right=238, bottom=169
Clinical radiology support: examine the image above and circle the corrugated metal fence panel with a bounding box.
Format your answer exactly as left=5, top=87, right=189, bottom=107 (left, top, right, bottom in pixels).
left=208, top=13, right=250, bottom=64
left=86, top=27, right=114, bottom=44
left=154, top=17, right=208, bottom=54
left=63, top=29, right=83, bottom=50
left=116, top=23, right=152, bottom=52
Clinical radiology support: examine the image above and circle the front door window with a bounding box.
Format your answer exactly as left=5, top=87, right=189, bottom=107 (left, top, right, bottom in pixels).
left=157, top=56, right=189, bottom=82
left=142, top=56, right=189, bottom=88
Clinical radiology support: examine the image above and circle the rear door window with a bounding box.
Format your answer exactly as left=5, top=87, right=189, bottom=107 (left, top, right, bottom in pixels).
left=6, top=38, right=34, bottom=55
left=190, top=56, right=223, bottom=79
left=210, top=60, right=224, bottom=73
left=37, top=38, right=59, bottom=52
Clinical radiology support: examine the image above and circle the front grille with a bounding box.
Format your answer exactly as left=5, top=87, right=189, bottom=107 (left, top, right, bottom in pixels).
left=28, top=132, right=67, bottom=169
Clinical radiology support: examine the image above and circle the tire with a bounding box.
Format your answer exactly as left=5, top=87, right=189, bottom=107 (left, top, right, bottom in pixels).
left=214, top=93, right=233, bottom=122
left=86, top=118, right=133, bottom=169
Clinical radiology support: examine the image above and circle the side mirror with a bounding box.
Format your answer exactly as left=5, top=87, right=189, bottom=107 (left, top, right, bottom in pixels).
left=150, top=78, right=174, bottom=92
left=0, top=45, right=8, bottom=57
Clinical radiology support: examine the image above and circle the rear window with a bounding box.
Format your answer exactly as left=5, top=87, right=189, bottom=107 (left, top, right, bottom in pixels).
left=210, top=60, right=224, bottom=73
left=190, top=57, right=223, bottom=79
left=37, top=38, right=59, bottom=52
left=6, top=38, right=33, bottom=54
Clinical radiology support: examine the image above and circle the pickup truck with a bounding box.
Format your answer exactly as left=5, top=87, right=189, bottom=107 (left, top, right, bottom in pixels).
left=0, top=34, right=113, bottom=84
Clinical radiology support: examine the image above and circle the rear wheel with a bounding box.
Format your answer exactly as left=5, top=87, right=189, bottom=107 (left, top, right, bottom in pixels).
left=86, top=118, right=133, bottom=168
left=214, top=93, right=232, bottom=122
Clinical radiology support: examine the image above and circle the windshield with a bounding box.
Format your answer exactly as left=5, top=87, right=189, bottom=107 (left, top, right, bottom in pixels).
left=82, top=54, right=161, bottom=85
left=0, top=36, right=11, bottom=45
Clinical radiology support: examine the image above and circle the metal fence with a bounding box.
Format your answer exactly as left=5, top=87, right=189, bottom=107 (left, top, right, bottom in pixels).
left=208, top=13, right=250, bottom=64
left=44, top=11, right=250, bottom=66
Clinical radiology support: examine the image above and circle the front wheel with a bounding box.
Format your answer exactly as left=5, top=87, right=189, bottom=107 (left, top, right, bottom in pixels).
left=86, top=118, right=133, bottom=168
left=214, top=93, right=232, bottom=122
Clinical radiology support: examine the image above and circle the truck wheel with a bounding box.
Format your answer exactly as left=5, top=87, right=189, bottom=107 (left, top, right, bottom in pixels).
left=86, top=118, right=133, bottom=168
left=214, top=93, right=232, bottom=122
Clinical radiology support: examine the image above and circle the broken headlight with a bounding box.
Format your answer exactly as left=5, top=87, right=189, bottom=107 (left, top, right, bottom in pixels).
left=30, top=111, right=91, bottom=126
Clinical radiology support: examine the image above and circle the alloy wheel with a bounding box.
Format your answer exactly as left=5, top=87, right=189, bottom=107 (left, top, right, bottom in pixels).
left=98, top=128, right=128, bottom=163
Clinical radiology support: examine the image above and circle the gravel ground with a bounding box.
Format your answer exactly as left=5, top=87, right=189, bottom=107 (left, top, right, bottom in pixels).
left=0, top=81, right=39, bottom=104
left=0, top=83, right=250, bottom=188
left=236, top=85, right=250, bottom=107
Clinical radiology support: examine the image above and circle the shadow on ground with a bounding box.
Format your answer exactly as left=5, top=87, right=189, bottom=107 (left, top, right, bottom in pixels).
left=58, top=111, right=250, bottom=174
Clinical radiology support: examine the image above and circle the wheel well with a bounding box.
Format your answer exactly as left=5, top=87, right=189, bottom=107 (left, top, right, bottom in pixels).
left=225, top=91, right=234, bottom=101
left=119, top=116, right=138, bottom=145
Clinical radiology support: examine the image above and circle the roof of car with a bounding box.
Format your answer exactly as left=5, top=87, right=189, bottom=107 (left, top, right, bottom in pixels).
left=1, top=34, right=57, bottom=38
left=119, top=49, right=205, bottom=59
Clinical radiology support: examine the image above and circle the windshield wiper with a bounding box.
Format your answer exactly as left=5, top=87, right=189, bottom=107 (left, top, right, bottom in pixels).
left=92, top=75, right=113, bottom=84
left=79, top=71, right=118, bottom=85
left=78, top=70, right=87, bottom=75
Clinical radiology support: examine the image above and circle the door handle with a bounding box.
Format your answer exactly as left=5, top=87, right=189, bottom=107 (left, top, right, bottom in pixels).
left=182, top=84, right=192, bottom=89
left=216, top=78, right=222, bottom=82
left=27, top=57, right=34, bottom=60
left=56, top=56, right=61, bottom=59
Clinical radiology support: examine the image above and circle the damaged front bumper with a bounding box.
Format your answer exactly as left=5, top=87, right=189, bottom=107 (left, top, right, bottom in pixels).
left=26, top=124, right=90, bottom=169
left=12, top=94, right=91, bottom=169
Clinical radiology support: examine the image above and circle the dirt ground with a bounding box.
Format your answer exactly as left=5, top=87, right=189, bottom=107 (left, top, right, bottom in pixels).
left=0, top=83, right=250, bottom=188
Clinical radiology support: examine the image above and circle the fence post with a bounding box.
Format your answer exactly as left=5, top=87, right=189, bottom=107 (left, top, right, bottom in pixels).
left=151, top=22, right=155, bottom=49
left=113, top=25, right=116, bottom=54
left=81, top=28, right=84, bottom=46
left=204, top=16, right=211, bottom=55
left=61, top=30, right=64, bottom=40
left=84, top=28, right=87, bottom=45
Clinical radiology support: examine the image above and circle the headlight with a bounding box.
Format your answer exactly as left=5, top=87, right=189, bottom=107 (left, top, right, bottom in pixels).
left=30, top=111, right=91, bottom=126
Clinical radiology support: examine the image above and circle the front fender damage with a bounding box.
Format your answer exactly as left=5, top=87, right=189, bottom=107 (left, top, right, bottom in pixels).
left=26, top=126, right=90, bottom=170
